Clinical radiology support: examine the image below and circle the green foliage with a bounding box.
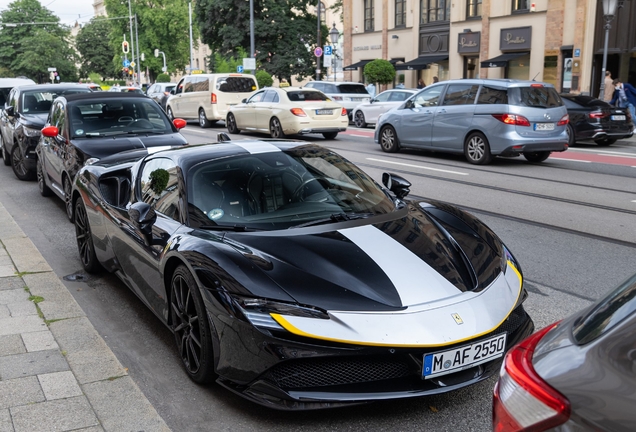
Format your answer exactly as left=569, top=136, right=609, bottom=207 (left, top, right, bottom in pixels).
left=156, top=73, right=170, bottom=83
left=76, top=18, right=117, bottom=79
left=364, top=60, right=396, bottom=86
left=0, top=0, right=77, bottom=82
left=88, top=72, right=103, bottom=84
left=195, top=0, right=330, bottom=81
left=211, top=47, right=249, bottom=73
left=255, top=70, right=273, bottom=88
left=149, top=169, right=170, bottom=195
left=398, top=74, right=405, bottom=83
left=104, top=0, right=195, bottom=81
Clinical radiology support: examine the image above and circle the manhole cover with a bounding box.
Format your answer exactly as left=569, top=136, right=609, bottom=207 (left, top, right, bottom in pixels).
left=63, top=272, right=88, bottom=282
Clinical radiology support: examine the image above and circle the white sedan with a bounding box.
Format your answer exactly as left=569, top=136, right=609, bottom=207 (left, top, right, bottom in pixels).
left=352, top=89, right=418, bottom=128
left=226, top=87, right=348, bottom=139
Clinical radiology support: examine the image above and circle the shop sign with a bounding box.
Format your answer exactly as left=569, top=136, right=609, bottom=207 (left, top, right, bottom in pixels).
left=458, top=32, right=480, bottom=54
left=353, top=45, right=382, bottom=51
left=500, top=26, right=532, bottom=51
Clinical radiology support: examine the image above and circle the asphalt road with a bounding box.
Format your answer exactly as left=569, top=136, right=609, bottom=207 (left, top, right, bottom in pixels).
left=0, top=123, right=635, bottom=431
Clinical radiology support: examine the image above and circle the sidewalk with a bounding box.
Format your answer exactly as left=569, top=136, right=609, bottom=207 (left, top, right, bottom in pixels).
left=0, top=203, right=170, bottom=432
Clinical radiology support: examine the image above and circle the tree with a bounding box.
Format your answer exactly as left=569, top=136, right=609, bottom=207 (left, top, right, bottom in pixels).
left=364, top=60, right=395, bottom=86
left=0, top=0, right=76, bottom=81
left=255, top=70, right=273, bottom=88
left=76, top=18, right=117, bottom=79
left=195, top=0, right=329, bottom=81
left=156, top=73, right=170, bottom=83
left=14, top=29, right=78, bottom=83
left=104, top=0, right=195, bottom=81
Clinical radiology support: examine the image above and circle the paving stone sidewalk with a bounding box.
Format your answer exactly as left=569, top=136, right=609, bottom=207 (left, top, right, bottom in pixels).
left=0, top=203, right=170, bottom=432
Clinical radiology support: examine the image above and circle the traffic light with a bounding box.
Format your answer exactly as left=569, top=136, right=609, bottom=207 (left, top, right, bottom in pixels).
left=141, top=52, right=145, bottom=62
left=122, top=41, right=129, bottom=54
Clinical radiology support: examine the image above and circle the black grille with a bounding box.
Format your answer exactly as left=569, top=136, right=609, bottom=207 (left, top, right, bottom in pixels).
left=268, top=357, right=411, bottom=389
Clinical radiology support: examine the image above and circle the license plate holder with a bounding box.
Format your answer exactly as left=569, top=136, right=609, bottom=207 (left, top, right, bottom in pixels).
left=534, top=123, right=555, bottom=131
left=611, top=115, right=626, bottom=121
left=316, top=109, right=333, bottom=115
left=422, top=333, right=507, bottom=379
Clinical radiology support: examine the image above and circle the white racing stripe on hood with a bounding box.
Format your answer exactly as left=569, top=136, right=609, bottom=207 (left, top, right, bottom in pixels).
left=338, top=225, right=462, bottom=307
left=232, top=141, right=281, bottom=154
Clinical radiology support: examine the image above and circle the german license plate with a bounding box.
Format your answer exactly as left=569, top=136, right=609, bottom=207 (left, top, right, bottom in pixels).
left=422, top=333, right=507, bottom=379
left=611, top=115, right=626, bottom=121
left=534, top=123, right=555, bottom=131
left=316, top=109, right=333, bottom=115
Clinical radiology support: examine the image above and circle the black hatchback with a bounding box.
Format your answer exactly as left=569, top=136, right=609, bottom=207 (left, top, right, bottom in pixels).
left=36, top=92, right=188, bottom=221
left=561, top=93, right=633, bottom=146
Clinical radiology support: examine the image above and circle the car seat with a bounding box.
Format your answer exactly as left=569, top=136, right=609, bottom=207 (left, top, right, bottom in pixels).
left=22, top=94, right=37, bottom=112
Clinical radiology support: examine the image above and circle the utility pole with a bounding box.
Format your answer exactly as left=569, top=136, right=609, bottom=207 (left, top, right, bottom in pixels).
left=127, top=0, right=134, bottom=83
left=316, top=1, right=321, bottom=81
left=249, top=0, right=255, bottom=60
left=188, top=2, right=194, bottom=74
left=135, top=14, right=141, bottom=84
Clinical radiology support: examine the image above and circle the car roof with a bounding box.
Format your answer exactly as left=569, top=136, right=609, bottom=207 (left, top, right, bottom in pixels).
left=427, top=78, right=556, bottom=88
left=308, top=81, right=365, bottom=86
left=12, top=84, right=92, bottom=92
left=64, top=92, right=150, bottom=102
left=0, top=77, right=36, bottom=87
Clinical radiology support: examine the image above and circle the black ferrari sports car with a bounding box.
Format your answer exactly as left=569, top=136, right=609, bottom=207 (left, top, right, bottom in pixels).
left=72, top=138, right=534, bottom=410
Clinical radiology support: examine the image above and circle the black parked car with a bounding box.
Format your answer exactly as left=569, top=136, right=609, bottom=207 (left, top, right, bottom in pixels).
left=493, top=273, right=636, bottom=431
left=0, top=84, right=92, bottom=180
left=37, top=92, right=188, bottom=221
left=72, top=138, right=534, bottom=410
left=561, top=93, right=633, bottom=146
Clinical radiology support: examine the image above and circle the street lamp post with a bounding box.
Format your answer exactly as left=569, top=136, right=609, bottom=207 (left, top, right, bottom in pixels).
left=329, top=23, right=339, bottom=83
left=126, top=0, right=134, bottom=83
left=188, top=1, right=194, bottom=74
left=599, top=0, right=619, bottom=100
left=316, top=2, right=321, bottom=81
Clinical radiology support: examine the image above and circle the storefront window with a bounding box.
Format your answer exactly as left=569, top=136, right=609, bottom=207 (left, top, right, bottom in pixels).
left=543, top=55, right=558, bottom=88
left=395, top=0, right=406, bottom=27
left=464, top=57, right=479, bottom=79
left=420, top=0, right=450, bottom=24
left=508, top=54, right=530, bottom=80
left=467, top=0, right=482, bottom=18
left=364, top=0, right=374, bottom=32
left=421, top=60, right=450, bottom=84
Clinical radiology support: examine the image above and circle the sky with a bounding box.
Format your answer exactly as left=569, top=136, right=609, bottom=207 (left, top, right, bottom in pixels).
left=0, top=0, right=96, bottom=26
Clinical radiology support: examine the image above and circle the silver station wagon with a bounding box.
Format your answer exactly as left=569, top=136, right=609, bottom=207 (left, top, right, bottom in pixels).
left=374, top=79, right=569, bottom=164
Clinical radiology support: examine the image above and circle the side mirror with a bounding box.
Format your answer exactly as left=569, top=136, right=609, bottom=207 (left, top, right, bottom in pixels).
left=5, top=106, right=14, bottom=117
left=404, top=100, right=414, bottom=109
left=170, top=89, right=175, bottom=95
left=241, top=98, right=247, bottom=103
left=41, top=126, right=59, bottom=137
left=173, top=118, right=187, bottom=130
left=382, top=172, right=411, bottom=199
left=128, top=202, right=156, bottom=236
left=370, top=98, right=376, bottom=104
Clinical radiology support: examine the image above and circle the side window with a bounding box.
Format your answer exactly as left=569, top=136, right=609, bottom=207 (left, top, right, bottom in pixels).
left=8, top=89, right=17, bottom=110
left=390, top=91, right=410, bottom=102
left=248, top=91, right=265, bottom=103
left=183, top=78, right=195, bottom=93
left=441, top=84, right=479, bottom=106
left=561, top=98, right=580, bottom=109
left=175, top=79, right=185, bottom=94
left=192, top=77, right=209, bottom=92
left=477, top=86, right=508, bottom=104
left=147, top=85, right=156, bottom=94
left=53, top=102, right=66, bottom=131
left=139, top=158, right=180, bottom=221
left=309, top=83, right=324, bottom=92
left=412, top=86, right=443, bottom=108
left=262, top=90, right=279, bottom=103
left=324, top=84, right=338, bottom=93
left=374, top=92, right=391, bottom=102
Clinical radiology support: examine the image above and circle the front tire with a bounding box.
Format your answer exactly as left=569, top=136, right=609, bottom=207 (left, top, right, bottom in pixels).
left=354, top=111, right=367, bottom=128
left=226, top=113, right=240, bottom=134
left=37, top=160, right=52, bottom=197
left=379, top=125, right=400, bottom=153
left=170, top=265, right=216, bottom=384
left=64, top=175, right=74, bottom=222
left=11, top=145, right=35, bottom=180
left=464, top=132, right=492, bottom=165
left=74, top=199, right=101, bottom=273
left=269, top=117, right=285, bottom=139
left=524, top=151, right=551, bottom=163
left=198, top=109, right=212, bottom=128
left=167, top=106, right=175, bottom=121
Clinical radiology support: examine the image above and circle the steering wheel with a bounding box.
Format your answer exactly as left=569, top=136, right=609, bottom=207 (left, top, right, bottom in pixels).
left=128, top=119, right=155, bottom=129
left=292, top=177, right=332, bottom=202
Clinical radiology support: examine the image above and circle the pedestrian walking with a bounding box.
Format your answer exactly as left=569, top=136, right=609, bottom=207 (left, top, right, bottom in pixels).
left=610, top=78, right=636, bottom=132
left=432, top=76, right=439, bottom=83
left=603, top=71, right=615, bottom=102
left=417, top=79, right=425, bottom=89
left=366, top=82, right=376, bottom=97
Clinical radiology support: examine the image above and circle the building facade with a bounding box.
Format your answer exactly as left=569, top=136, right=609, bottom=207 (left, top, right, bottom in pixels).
left=343, top=0, right=600, bottom=95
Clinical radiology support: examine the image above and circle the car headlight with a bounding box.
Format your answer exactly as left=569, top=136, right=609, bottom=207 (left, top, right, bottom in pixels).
left=85, top=158, right=100, bottom=165
left=23, top=126, right=42, bottom=137
left=232, top=295, right=329, bottom=330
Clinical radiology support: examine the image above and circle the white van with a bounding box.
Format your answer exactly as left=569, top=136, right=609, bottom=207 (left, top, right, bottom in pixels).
left=0, top=77, right=36, bottom=108
left=165, top=73, right=259, bottom=128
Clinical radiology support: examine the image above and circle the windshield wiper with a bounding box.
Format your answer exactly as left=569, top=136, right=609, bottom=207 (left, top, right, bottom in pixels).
left=126, top=130, right=165, bottom=134
left=291, top=212, right=375, bottom=229
left=199, top=224, right=251, bottom=232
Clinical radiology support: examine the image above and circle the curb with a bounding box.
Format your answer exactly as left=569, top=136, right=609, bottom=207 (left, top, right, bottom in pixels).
left=0, top=202, right=170, bottom=432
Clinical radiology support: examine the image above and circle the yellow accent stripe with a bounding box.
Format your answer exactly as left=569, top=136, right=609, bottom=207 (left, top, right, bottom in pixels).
left=270, top=260, right=523, bottom=348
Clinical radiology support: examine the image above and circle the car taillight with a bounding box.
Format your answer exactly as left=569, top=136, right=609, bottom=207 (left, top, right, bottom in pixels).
left=492, top=114, right=531, bottom=127
left=290, top=108, right=307, bottom=117
left=557, top=114, right=569, bottom=126
left=211, top=93, right=217, bottom=104
left=588, top=111, right=607, bottom=119
left=341, top=107, right=348, bottom=116
left=332, top=96, right=343, bottom=101
left=493, top=322, right=570, bottom=432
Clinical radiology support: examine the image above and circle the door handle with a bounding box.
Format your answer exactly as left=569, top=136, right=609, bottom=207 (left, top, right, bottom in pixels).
left=438, top=109, right=447, bottom=114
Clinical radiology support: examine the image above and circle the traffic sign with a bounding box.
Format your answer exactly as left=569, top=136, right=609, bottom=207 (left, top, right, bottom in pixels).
left=323, top=55, right=332, bottom=67
left=243, top=57, right=256, bottom=70
left=123, top=59, right=131, bottom=68
left=314, top=47, right=323, bottom=57
left=130, top=62, right=136, bottom=68
left=237, top=65, right=244, bottom=73
left=324, top=46, right=332, bottom=56
left=47, top=67, right=56, bottom=72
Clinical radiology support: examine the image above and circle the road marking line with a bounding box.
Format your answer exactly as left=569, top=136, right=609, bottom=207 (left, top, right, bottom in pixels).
left=570, top=148, right=636, bottom=157
left=555, top=158, right=592, bottom=163
left=349, top=134, right=371, bottom=137
left=182, top=128, right=207, bottom=134
left=366, top=158, right=469, bottom=175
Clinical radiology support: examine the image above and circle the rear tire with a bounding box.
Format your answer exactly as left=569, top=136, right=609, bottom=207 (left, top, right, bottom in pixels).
left=198, top=109, right=212, bottom=128
left=464, top=132, right=492, bottom=165
left=379, top=125, right=399, bottom=153
left=226, top=113, right=240, bottom=134
left=11, top=145, right=35, bottom=180
left=37, top=160, right=52, bottom=197
left=524, top=151, right=551, bottom=163
left=354, top=111, right=367, bottom=128
left=322, top=132, right=338, bottom=140
left=269, top=117, right=285, bottom=139
left=74, top=199, right=101, bottom=274
left=594, top=138, right=617, bottom=146
left=566, top=124, right=576, bottom=147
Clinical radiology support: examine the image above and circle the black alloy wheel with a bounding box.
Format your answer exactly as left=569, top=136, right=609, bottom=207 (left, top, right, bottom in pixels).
left=269, top=117, right=285, bottom=138
left=37, top=160, right=52, bottom=197
left=64, top=176, right=74, bottom=222
left=74, top=199, right=101, bottom=273
left=167, top=106, right=175, bottom=121
left=199, top=109, right=212, bottom=128
left=170, top=265, right=216, bottom=384
left=566, top=124, right=576, bottom=147
left=322, top=132, right=338, bottom=140
left=1, top=135, right=10, bottom=166
left=11, top=145, right=35, bottom=180
left=594, top=137, right=617, bottom=146
left=523, top=151, right=551, bottom=163
left=380, top=125, right=400, bottom=153
left=464, top=132, right=492, bottom=165
left=354, top=111, right=367, bottom=128
left=226, top=113, right=240, bottom=134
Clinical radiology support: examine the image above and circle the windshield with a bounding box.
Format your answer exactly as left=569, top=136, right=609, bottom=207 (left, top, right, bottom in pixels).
left=287, top=91, right=329, bottom=102
left=187, top=145, right=395, bottom=230
left=337, top=84, right=369, bottom=94
left=69, top=98, right=175, bottom=138
left=21, top=88, right=90, bottom=114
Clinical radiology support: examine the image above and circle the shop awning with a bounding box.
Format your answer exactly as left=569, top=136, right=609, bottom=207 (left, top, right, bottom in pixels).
left=396, top=55, right=448, bottom=70
left=343, top=60, right=373, bottom=71
left=480, top=52, right=529, bottom=68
